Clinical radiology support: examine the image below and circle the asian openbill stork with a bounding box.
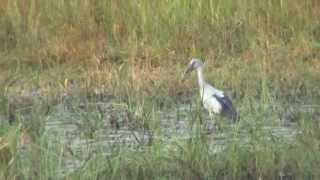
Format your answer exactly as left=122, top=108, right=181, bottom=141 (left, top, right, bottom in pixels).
left=182, top=58, right=238, bottom=122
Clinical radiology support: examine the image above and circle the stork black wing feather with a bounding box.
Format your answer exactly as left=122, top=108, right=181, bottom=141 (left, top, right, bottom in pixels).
left=213, top=94, right=238, bottom=121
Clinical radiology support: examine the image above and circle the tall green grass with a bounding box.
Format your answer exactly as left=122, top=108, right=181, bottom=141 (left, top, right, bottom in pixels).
left=0, top=0, right=320, bottom=179
left=2, top=0, right=318, bottom=47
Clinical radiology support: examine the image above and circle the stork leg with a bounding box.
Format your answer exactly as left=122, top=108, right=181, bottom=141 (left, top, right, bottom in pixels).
left=205, top=111, right=217, bottom=134
left=209, top=111, right=217, bottom=125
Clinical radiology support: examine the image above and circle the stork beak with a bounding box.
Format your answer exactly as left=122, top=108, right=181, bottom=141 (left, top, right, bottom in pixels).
left=181, top=64, right=193, bottom=81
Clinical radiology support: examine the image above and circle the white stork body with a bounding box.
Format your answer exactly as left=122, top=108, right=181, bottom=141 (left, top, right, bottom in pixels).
left=183, top=58, right=237, bottom=121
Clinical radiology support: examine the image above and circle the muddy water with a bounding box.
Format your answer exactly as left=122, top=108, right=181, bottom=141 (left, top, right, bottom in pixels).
left=41, top=101, right=301, bottom=175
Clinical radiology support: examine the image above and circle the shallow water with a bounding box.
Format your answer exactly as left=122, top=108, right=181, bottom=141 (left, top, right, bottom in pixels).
left=39, top=100, right=302, bottom=176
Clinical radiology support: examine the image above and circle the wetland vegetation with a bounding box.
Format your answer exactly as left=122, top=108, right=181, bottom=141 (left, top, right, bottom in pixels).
left=0, top=0, right=320, bottom=179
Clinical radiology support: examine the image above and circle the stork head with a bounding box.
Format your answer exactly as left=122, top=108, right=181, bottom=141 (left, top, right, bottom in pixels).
left=182, top=58, right=203, bottom=81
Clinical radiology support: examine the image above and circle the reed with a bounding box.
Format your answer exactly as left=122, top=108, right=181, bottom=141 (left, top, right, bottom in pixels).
left=0, top=0, right=320, bottom=179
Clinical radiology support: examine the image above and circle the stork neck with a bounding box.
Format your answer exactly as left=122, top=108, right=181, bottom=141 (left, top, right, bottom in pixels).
left=196, top=67, right=205, bottom=89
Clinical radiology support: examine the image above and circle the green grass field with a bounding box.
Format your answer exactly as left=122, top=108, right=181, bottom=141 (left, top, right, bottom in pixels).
left=0, top=0, right=320, bottom=179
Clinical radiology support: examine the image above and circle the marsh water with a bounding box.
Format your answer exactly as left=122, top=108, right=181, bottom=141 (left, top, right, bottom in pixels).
left=24, top=96, right=303, bottom=176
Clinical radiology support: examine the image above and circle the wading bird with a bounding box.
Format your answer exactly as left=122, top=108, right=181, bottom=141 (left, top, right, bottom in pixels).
left=182, top=58, right=238, bottom=122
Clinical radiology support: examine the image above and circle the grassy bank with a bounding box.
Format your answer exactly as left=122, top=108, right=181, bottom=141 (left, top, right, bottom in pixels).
left=0, top=0, right=320, bottom=179
left=0, top=0, right=319, bottom=97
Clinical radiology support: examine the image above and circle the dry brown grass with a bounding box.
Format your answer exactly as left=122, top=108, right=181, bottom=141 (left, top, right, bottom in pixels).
left=0, top=0, right=319, bottom=100
left=0, top=0, right=8, bottom=17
